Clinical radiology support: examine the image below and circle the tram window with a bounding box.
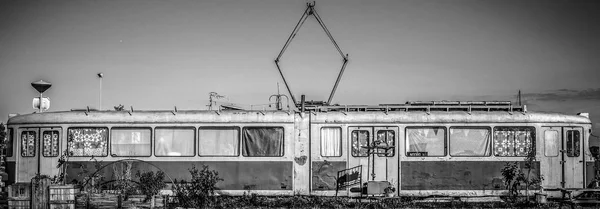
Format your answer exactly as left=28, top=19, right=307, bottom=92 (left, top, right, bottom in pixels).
left=450, top=127, right=491, bottom=157
left=406, top=127, right=445, bottom=157
left=199, top=127, right=239, bottom=156
left=68, top=128, right=108, bottom=157
left=321, top=127, right=341, bottom=157
left=155, top=128, right=195, bottom=157
left=376, top=130, right=395, bottom=157
left=111, top=128, right=151, bottom=157
left=566, top=130, right=580, bottom=157
left=544, top=130, right=559, bottom=157
left=493, top=127, right=535, bottom=157
left=7, top=128, right=13, bottom=157
left=42, top=131, right=60, bottom=157
left=242, top=127, right=284, bottom=157
left=351, top=130, right=370, bottom=157
left=21, top=131, right=36, bottom=157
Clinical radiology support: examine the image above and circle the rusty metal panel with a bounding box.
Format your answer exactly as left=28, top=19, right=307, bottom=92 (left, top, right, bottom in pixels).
left=311, top=161, right=346, bottom=190
left=66, top=161, right=293, bottom=190
left=401, top=161, right=540, bottom=190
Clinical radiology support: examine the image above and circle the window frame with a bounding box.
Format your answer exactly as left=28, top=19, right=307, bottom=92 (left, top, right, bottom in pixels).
left=20, top=129, right=37, bottom=158
left=42, top=130, right=60, bottom=157
left=405, top=126, right=447, bottom=157
left=493, top=126, right=536, bottom=157
left=351, top=129, right=370, bottom=157
left=448, top=126, right=492, bottom=157
left=566, top=130, right=580, bottom=157
left=544, top=130, right=560, bottom=157
left=320, top=127, right=342, bottom=157
left=110, top=127, right=152, bottom=157
left=241, top=126, right=285, bottom=157
left=67, top=127, right=109, bottom=157
left=154, top=126, right=196, bottom=157
left=198, top=126, right=241, bottom=157
left=376, top=129, right=395, bottom=157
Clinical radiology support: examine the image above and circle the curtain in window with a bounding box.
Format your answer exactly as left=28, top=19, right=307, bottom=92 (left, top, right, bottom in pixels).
left=242, top=127, right=284, bottom=157
left=351, top=130, right=369, bottom=157
left=406, top=128, right=444, bottom=156
left=199, top=128, right=239, bottom=156
left=68, top=128, right=108, bottom=156
left=544, top=130, right=559, bottom=157
left=494, top=127, right=534, bottom=157
left=321, top=128, right=341, bottom=157
left=21, top=131, right=36, bottom=157
left=111, top=129, right=151, bottom=156
left=43, top=131, right=59, bottom=157
left=155, top=128, right=194, bottom=156
left=450, top=128, right=491, bottom=156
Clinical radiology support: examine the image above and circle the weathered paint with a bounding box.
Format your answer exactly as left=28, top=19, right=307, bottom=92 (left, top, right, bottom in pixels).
left=65, top=161, right=293, bottom=190
left=401, top=161, right=540, bottom=190
left=312, top=161, right=346, bottom=190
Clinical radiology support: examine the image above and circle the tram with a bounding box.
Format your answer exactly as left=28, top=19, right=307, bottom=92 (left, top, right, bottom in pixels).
left=3, top=101, right=594, bottom=198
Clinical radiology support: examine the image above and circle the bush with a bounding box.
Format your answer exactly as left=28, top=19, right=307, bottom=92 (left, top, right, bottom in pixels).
left=174, top=165, right=223, bottom=208
left=136, top=170, right=166, bottom=202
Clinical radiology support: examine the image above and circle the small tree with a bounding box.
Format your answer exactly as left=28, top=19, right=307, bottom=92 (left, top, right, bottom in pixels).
left=501, top=144, right=543, bottom=202
left=174, top=165, right=223, bottom=208
left=136, top=170, right=166, bottom=202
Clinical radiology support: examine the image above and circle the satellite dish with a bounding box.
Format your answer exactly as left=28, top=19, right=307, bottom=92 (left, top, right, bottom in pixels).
left=31, top=80, right=52, bottom=94
left=33, top=97, right=50, bottom=111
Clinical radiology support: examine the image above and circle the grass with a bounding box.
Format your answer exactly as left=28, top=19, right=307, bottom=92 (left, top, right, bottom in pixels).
left=202, top=195, right=563, bottom=209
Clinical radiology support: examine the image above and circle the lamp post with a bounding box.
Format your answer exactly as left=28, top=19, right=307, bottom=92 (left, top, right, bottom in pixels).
left=97, top=73, right=103, bottom=110
left=31, top=80, right=52, bottom=113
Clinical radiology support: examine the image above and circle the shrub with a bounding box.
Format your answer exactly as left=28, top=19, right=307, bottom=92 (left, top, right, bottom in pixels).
left=174, top=165, right=223, bottom=208
left=136, top=170, right=166, bottom=202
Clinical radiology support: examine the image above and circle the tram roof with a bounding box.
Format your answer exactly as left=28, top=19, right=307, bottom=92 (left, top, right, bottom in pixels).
left=6, top=109, right=591, bottom=125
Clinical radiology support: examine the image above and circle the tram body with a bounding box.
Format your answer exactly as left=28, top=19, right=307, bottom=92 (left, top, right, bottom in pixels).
left=4, top=106, right=594, bottom=198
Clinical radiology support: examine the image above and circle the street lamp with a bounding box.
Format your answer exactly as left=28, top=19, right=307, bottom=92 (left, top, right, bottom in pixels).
left=97, top=73, right=103, bottom=110
left=31, top=80, right=52, bottom=112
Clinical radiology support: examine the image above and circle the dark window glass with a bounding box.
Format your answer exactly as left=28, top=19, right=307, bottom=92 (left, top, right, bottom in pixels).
left=42, top=131, right=60, bottom=157
left=566, top=130, right=580, bottom=157
left=376, top=130, right=395, bottom=157
left=21, top=131, right=36, bottom=157
left=7, top=128, right=13, bottom=157
left=242, top=127, right=284, bottom=157
left=493, top=127, right=535, bottom=157
left=111, top=128, right=151, bottom=157
left=68, top=128, right=108, bottom=156
left=351, top=130, right=370, bottom=157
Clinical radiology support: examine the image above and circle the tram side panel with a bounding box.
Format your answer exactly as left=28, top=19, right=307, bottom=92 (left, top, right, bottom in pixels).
left=61, top=123, right=296, bottom=195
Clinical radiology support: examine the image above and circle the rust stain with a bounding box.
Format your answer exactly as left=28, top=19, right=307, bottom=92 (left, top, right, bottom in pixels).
left=294, top=156, right=307, bottom=165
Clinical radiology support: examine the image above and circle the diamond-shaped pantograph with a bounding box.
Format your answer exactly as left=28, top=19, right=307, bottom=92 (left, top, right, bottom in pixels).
left=274, top=3, right=349, bottom=106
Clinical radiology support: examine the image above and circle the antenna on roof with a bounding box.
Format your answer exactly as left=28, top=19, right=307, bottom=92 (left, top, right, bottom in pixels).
left=518, top=90, right=522, bottom=106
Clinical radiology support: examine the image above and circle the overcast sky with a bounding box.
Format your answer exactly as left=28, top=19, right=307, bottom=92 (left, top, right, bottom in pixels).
left=1, top=0, right=599, bottom=128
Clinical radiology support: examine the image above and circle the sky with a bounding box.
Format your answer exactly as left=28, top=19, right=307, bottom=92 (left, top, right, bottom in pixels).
left=0, top=0, right=599, bottom=131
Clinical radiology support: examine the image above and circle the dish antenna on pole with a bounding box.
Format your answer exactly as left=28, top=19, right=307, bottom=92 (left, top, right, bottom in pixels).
left=31, top=80, right=52, bottom=112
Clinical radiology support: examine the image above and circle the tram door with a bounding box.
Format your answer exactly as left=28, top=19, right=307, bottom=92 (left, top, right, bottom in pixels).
left=348, top=127, right=397, bottom=182
left=17, top=128, right=39, bottom=182
left=563, top=127, right=584, bottom=188
left=39, top=127, right=62, bottom=177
